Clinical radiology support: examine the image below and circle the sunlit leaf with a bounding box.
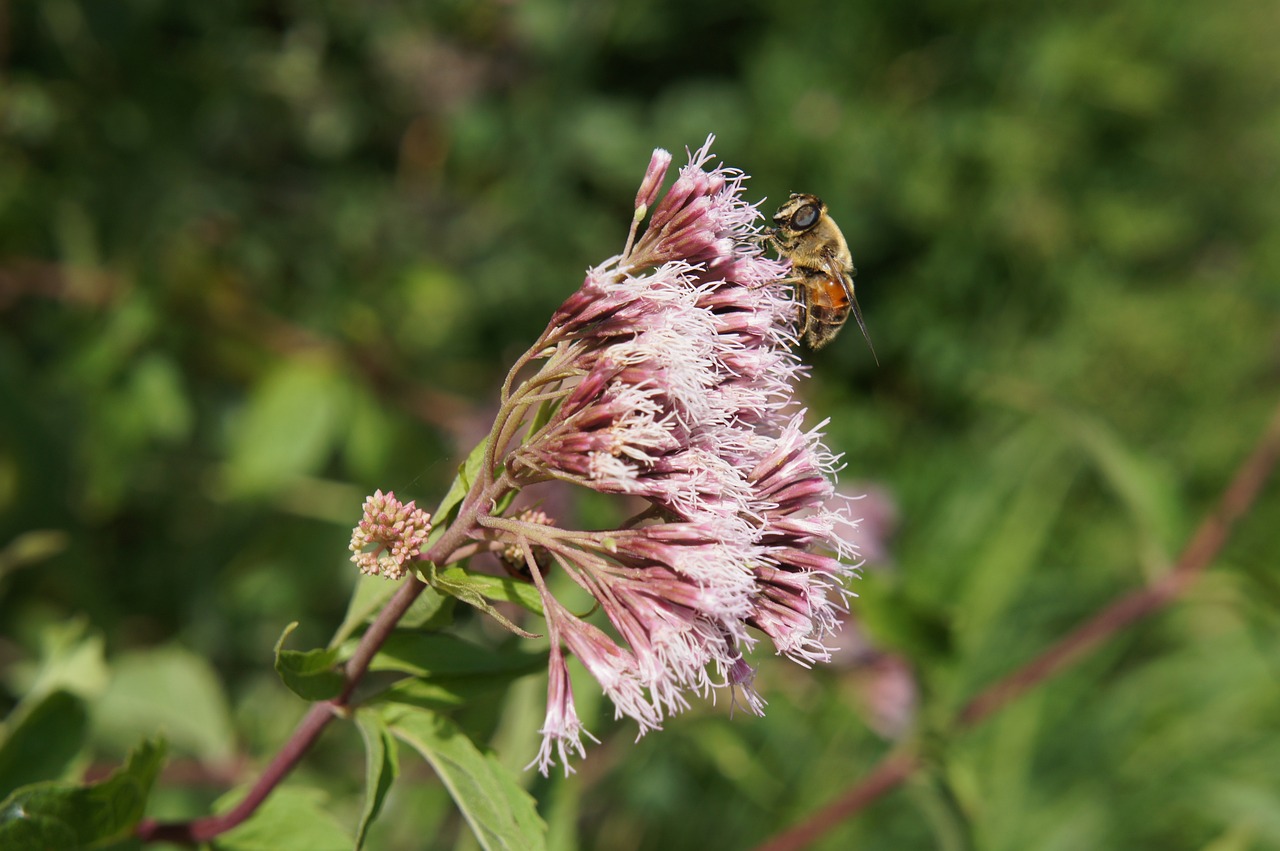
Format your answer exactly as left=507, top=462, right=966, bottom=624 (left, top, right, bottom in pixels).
left=367, top=632, right=544, bottom=680
left=10, top=620, right=108, bottom=706
left=353, top=713, right=399, bottom=850
left=94, top=648, right=235, bottom=763
left=0, top=691, right=87, bottom=797
left=0, top=738, right=164, bottom=851
left=273, top=622, right=344, bottom=702
left=211, top=786, right=351, bottom=851
left=385, top=707, right=546, bottom=851
left=436, top=567, right=544, bottom=617
left=223, top=360, right=349, bottom=496
left=331, top=576, right=401, bottom=650
left=432, top=436, right=492, bottom=533
left=424, top=567, right=542, bottom=639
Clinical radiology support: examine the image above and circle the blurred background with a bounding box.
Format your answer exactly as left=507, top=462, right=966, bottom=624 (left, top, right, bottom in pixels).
left=2, top=0, right=1279, bottom=848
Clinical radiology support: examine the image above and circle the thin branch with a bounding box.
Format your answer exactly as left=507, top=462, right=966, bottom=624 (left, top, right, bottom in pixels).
left=137, top=465, right=513, bottom=845
left=136, top=577, right=428, bottom=844
left=958, top=399, right=1280, bottom=727
left=752, top=752, right=919, bottom=851
left=752, top=399, right=1280, bottom=851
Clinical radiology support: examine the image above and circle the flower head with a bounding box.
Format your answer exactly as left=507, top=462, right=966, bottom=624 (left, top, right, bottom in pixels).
left=486, top=137, right=861, bottom=773
left=349, top=490, right=432, bottom=580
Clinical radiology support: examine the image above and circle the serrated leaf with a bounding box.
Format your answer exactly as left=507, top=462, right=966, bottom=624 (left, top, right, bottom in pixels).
left=274, top=623, right=344, bottom=702
left=210, top=786, right=351, bottom=851
left=353, top=713, right=398, bottom=850
left=0, top=738, right=165, bottom=851
left=385, top=707, right=547, bottom=851
left=0, top=690, right=88, bottom=798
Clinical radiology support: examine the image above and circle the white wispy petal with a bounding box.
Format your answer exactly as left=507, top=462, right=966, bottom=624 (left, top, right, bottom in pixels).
left=507, top=137, right=860, bottom=774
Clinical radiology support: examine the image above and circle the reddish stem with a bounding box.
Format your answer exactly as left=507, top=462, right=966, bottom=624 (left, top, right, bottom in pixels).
left=136, top=577, right=427, bottom=844
left=958, top=400, right=1280, bottom=727
left=752, top=400, right=1280, bottom=851
left=137, top=473, right=505, bottom=844
left=752, top=752, right=919, bottom=851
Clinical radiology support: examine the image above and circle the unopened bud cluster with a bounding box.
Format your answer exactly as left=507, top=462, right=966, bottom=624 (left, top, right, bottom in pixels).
left=348, top=490, right=432, bottom=580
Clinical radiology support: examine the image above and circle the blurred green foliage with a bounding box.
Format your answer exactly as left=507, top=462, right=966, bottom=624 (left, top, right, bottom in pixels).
left=2, top=0, right=1278, bottom=849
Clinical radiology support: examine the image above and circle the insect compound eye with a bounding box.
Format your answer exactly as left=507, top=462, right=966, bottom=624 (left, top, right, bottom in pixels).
left=790, top=204, right=820, bottom=230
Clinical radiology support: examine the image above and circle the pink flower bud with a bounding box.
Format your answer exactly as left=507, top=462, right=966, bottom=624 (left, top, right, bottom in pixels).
left=634, top=147, right=673, bottom=211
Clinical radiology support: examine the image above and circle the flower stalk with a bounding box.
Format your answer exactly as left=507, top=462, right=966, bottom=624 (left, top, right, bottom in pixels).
left=423, top=136, right=863, bottom=774
left=139, top=136, right=862, bottom=843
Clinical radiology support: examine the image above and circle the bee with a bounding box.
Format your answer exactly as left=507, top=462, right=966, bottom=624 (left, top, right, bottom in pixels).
left=763, top=193, right=875, bottom=359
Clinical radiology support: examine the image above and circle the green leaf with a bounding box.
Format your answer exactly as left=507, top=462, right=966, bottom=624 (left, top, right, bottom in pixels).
left=526, top=397, right=560, bottom=441
left=330, top=573, right=455, bottom=647
left=371, top=678, right=497, bottom=714
left=398, top=584, right=457, bottom=631
left=94, top=647, right=235, bottom=764
left=12, top=619, right=108, bottom=706
left=274, top=623, right=345, bottom=702
left=0, top=623, right=104, bottom=802
left=331, top=578, right=456, bottom=650
left=210, top=787, right=351, bottom=851
left=223, top=360, right=349, bottom=496
left=1064, top=412, right=1183, bottom=573
left=370, top=636, right=544, bottom=714
left=368, top=632, right=544, bottom=681
left=0, top=691, right=88, bottom=798
left=856, top=575, right=954, bottom=663
left=0, top=530, right=69, bottom=582
left=422, top=567, right=544, bottom=638
left=353, top=713, right=399, bottom=850
left=435, top=568, right=544, bottom=617
left=363, top=631, right=543, bottom=714
left=330, top=576, right=400, bottom=649
left=0, top=737, right=165, bottom=851
left=952, top=426, right=1080, bottom=657
left=432, top=436, right=491, bottom=532
left=385, top=707, right=547, bottom=851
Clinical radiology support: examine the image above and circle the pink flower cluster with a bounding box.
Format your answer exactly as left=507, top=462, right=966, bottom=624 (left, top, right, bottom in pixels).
left=494, top=139, right=860, bottom=774
left=348, top=490, right=432, bottom=580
